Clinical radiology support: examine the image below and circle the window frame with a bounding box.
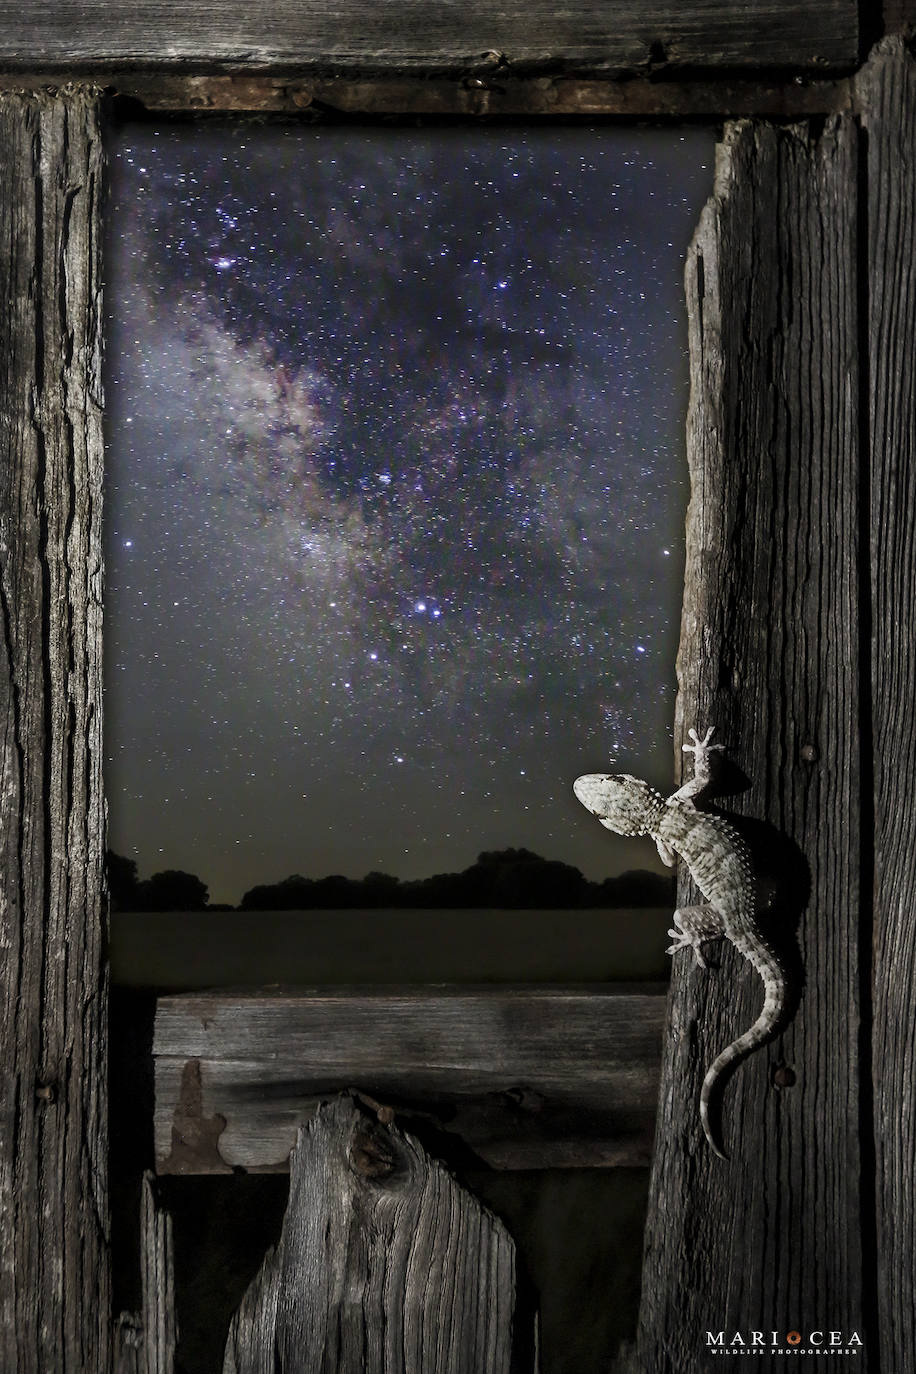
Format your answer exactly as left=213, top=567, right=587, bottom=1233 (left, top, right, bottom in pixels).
left=2, top=4, right=912, bottom=1369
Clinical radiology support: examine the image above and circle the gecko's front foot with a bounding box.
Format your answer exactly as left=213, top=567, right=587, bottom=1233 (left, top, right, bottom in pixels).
left=682, top=725, right=725, bottom=763
left=669, top=726, right=726, bottom=804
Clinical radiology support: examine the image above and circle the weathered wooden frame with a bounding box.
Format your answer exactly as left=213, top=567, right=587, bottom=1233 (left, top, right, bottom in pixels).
left=152, top=986, right=667, bottom=1173
left=2, top=2, right=915, bottom=1370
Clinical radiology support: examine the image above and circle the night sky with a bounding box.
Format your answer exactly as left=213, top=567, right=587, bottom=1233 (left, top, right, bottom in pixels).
left=103, top=123, right=714, bottom=906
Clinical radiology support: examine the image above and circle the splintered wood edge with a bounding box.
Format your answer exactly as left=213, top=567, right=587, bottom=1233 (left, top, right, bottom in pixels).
left=224, top=1095, right=523, bottom=1372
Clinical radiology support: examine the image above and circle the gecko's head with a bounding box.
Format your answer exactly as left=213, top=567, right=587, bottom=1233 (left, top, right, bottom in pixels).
left=573, top=773, right=659, bottom=836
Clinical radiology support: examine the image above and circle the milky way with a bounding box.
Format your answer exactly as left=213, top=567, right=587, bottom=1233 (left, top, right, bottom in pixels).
left=103, top=123, right=714, bottom=904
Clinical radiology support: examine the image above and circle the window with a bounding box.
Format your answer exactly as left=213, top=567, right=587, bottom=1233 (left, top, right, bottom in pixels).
left=104, top=122, right=713, bottom=914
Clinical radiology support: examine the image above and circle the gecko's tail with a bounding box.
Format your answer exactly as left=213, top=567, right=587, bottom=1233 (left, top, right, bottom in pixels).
left=700, top=976, right=789, bottom=1161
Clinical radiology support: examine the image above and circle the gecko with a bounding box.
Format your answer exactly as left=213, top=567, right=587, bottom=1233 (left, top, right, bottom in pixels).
left=573, top=726, right=789, bottom=1160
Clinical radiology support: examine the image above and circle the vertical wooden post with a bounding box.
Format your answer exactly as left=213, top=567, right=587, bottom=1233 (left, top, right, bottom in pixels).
left=139, top=1172, right=177, bottom=1374
left=0, top=88, right=108, bottom=1370
left=114, top=1174, right=176, bottom=1374
left=858, top=36, right=916, bottom=1374
left=224, top=1095, right=526, bottom=1373
left=634, top=116, right=864, bottom=1366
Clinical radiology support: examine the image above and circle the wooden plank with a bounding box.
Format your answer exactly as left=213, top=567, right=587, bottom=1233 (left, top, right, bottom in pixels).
left=120, top=72, right=856, bottom=118
left=153, top=987, right=666, bottom=1172
left=858, top=37, right=916, bottom=1374
left=139, top=1173, right=177, bottom=1374
left=0, top=71, right=857, bottom=118
left=633, top=117, right=864, bottom=1365
left=0, top=89, right=109, bottom=1371
left=223, top=1094, right=527, bottom=1373
left=114, top=1174, right=177, bottom=1374
left=0, top=1, right=858, bottom=75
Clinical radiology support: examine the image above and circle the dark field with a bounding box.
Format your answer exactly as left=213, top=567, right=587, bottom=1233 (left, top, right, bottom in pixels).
left=110, top=906, right=673, bottom=989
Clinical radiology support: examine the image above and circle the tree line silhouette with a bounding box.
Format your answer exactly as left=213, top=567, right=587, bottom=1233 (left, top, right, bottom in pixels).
left=107, top=847, right=675, bottom=913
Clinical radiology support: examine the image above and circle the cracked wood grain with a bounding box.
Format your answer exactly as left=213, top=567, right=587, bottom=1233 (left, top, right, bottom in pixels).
left=223, top=1095, right=526, bottom=1374
left=152, top=986, right=665, bottom=1173
left=0, top=1, right=858, bottom=76
left=858, top=36, right=916, bottom=1374
left=632, top=116, right=864, bottom=1368
left=115, top=1174, right=177, bottom=1374
left=139, top=1173, right=177, bottom=1374
left=0, top=87, right=108, bottom=1372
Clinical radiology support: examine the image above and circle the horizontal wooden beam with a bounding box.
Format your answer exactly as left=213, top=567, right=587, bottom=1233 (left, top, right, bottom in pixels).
left=96, top=72, right=856, bottom=118
left=153, top=985, right=667, bottom=1172
left=0, top=1, right=859, bottom=77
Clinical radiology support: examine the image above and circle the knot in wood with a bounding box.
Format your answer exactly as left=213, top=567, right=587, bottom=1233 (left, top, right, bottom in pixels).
left=349, top=1123, right=397, bottom=1181
left=503, top=1085, right=544, bottom=1113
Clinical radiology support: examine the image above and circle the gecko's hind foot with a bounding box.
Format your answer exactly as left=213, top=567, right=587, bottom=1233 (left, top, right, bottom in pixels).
left=667, top=905, right=724, bottom=969
left=666, top=929, right=709, bottom=968
left=666, top=929, right=720, bottom=969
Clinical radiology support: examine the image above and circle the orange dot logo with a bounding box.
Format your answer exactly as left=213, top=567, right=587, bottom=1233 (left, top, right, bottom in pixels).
left=786, top=1332, right=802, bottom=1345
